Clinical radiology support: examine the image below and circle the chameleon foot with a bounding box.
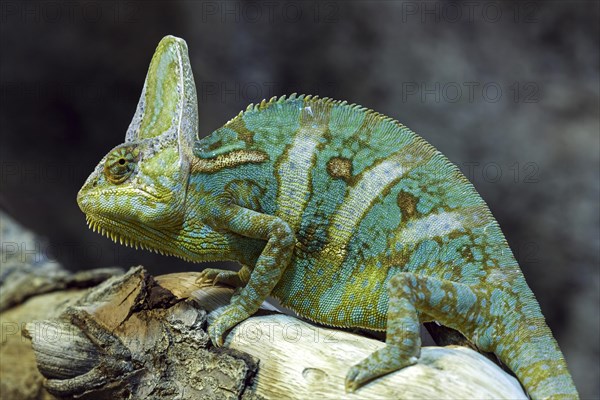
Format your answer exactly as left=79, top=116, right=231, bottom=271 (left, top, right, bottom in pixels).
left=208, top=302, right=252, bottom=346
left=344, top=273, right=423, bottom=391
left=345, top=344, right=419, bottom=392
left=196, top=268, right=246, bottom=288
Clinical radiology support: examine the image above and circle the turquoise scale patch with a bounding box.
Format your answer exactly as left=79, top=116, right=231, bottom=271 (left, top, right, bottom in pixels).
left=440, top=235, right=471, bottom=263
left=471, top=247, right=484, bottom=261
left=460, top=262, right=485, bottom=281
left=195, top=127, right=247, bottom=158
left=426, top=278, right=445, bottom=307
left=352, top=119, right=414, bottom=176
left=350, top=307, right=364, bottom=323
left=489, top=288, right=505, bottom=316
left=405, top=240, right=440, bottom=273
left=328, top=104, right=366, bottom=139
left=454, top=285, right=477, bottom=314
left=242, top=99, right=302, bottom=148
left=351, top=183, right=403, bottom=260
left=376, top=290, right=390, bottom=318
left=319, top=285, right=344, bottom=316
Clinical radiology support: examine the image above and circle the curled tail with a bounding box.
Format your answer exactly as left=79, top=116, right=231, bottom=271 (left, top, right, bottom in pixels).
left=494, top=314, right=578, bottom=399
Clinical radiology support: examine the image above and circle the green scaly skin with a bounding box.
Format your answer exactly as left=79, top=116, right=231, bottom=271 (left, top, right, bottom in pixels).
left=77, top=36, right=578, bottom=399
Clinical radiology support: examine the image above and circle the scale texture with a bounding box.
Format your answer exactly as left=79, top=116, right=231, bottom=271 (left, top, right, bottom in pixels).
left=77, top=36, right=578, bottom=399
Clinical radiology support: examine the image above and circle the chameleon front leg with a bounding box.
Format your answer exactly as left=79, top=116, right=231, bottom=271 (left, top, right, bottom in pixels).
left=346, top=272, right=489, bottom=392
left=208, top=204, right=295, bottom=346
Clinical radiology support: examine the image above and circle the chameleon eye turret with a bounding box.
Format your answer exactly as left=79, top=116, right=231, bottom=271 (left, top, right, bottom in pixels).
left=103, top=146, right=139, bottom=184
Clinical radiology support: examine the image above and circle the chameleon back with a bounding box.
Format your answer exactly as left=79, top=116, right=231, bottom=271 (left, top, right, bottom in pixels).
left=199, top=95, right=523, bottom=330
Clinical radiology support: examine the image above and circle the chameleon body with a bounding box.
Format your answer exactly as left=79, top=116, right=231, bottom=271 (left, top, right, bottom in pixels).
left=78, top=36, right=578, bottom=399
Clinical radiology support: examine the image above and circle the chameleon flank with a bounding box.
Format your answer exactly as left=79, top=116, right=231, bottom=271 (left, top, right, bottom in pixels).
left=77, top=36, right=578, bottom=399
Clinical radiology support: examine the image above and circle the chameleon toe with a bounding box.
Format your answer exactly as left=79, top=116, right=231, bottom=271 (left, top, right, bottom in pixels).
left=207, top=323, right=224, bottom=347
left=345, top=364, right=373, bottom=393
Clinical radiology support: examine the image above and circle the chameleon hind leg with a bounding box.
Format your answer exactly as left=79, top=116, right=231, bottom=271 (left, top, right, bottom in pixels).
left=346, top=271, right=489, bottom=392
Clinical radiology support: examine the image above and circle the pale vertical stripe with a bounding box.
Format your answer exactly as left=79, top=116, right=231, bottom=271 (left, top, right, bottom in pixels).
left=328, top=152, right=409, bottom=247
left=276, top=112, right=327, bottom=229
left=397, top=211, right=464, bottom=243
left=391, top=205, right=489, bottom=246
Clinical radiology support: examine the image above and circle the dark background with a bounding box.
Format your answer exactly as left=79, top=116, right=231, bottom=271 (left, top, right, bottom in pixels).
left=1, top=1, right=598, bottom=397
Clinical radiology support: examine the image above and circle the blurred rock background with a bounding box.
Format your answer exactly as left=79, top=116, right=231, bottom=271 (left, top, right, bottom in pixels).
left=0, top=0, right=598, bottom=397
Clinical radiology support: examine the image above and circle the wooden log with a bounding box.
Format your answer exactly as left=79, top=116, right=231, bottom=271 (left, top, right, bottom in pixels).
left=22, top=267, right=260, bottom=400
left=0, top=211, right=123, bottom=399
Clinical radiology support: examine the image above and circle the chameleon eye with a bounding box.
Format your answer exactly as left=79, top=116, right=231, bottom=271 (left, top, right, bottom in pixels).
left=104, top=146, right=139, bottom=184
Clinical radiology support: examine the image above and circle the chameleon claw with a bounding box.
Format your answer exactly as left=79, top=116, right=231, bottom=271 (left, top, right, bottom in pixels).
left=344, top=366, right=360, bottom=392
left=345, top=345, right=419, bottom=393
left=344, top=364, right=371, bottom=393
left=196, top=268, right=244, bottom=288
left=208, top=323, right=225, bottom=347
left=207, top=303, right=252, bottom=347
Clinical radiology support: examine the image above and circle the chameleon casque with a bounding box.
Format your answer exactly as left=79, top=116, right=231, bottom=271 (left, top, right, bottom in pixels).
left=77, top=36, right=578, bottom=399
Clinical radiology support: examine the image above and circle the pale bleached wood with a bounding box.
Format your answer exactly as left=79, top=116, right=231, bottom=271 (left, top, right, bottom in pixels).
left=228, top=314, right=526, bottom=399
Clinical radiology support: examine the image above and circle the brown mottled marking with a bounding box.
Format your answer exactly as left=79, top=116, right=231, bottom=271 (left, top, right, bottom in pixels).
left=397, top=190, right=419, bottom=220
left=225, top=118, right=256, bottom=144
left=460, top=243, right=475, bottom=262
left=191, top=150, right=268, bottom=173
left=206, top=139, right=223, bottom=151
left=326, top=157, right=353, bottom=180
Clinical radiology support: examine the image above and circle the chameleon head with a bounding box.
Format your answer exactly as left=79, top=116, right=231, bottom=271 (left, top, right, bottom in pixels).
left=77, top=136, right=189, bottom=247
left=77, top=35, right=198, bottom=251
